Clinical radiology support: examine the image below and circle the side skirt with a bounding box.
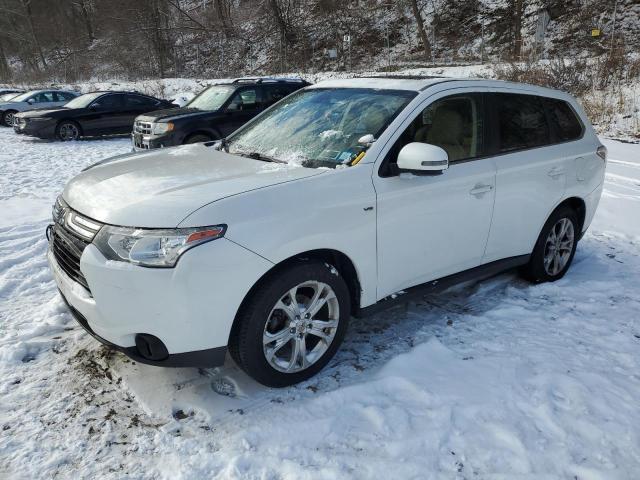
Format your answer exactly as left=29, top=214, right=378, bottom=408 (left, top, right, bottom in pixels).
left=357, top=254, right=530, bottom=317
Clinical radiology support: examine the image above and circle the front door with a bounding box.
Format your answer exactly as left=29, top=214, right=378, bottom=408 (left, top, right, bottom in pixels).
left=84, top=93, right=124, bottom=135
left=374, top=91, right=496, bottom=298
left=220, top=86, right=263, bottom=136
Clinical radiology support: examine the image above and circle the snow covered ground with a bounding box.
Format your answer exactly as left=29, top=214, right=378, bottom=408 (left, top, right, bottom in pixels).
left=0, top=127, right=639, bottom=479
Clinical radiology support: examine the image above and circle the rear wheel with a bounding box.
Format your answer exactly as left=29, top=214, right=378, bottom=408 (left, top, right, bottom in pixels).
left=2, top=110, right=17, bottom=127
left=56, top=121, right=81, bottom=141
left=230, top=261, right=351, bottom=387
left=522, top=206, right=579, bottom=283
left=184, top=133, right=212, bottom=144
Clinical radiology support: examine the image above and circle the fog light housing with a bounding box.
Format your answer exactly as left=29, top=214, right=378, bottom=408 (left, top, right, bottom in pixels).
left=135, top=333, right=169, bottom=361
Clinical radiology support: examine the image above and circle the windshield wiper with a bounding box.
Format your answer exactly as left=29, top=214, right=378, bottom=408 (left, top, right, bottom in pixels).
left=239, top=152, right=287, bottom=164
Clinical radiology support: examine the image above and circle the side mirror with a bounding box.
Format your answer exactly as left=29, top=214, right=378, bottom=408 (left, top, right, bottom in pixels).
left=26, top=98, right=34, bottom=104
left=397, top=142, right=449, bottom=174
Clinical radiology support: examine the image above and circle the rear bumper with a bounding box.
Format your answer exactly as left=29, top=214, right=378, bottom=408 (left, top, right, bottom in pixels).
left=581, top=182, right=604, bottom=237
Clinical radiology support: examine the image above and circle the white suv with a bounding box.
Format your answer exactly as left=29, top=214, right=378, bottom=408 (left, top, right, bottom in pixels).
left=49, top=78, right=606, bottom=387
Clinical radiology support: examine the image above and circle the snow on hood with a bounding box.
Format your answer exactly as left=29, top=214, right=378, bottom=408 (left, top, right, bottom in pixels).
left=63, top=143, right=324, bottom=227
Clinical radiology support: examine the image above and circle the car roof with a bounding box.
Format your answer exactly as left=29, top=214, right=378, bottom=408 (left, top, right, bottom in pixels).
left=83, top=90, right=155, bottom=96
left=20, top=89, right=78, bottom=94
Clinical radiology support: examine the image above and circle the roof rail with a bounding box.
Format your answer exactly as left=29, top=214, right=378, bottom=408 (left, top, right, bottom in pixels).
left=359, top=75, right=447, bottom=80
left=231, top=77, right=306, bottom=84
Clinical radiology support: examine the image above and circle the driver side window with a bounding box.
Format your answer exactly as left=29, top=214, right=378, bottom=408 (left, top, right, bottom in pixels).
left=381, top=93, right=484, bottom=176
left=227, top=88, right=259, bottom=112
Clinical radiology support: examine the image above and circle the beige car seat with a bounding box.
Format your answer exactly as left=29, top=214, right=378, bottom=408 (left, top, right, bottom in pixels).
left=414, top=107, right=467, bottom=161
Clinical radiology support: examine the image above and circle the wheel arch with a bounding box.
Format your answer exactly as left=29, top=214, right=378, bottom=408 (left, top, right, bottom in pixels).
left=183, top=128, right=220, bottom=144
left=555, top=196, right=586, bottom=234
left=229, top=248, right=362, bottom=344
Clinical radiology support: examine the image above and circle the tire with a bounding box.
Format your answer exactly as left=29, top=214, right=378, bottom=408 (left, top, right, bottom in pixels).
left=56, top=121, right=81, bottom=141
left=230, top=260, right=351, bottom=387
left=521, top=205, right=579, bottom=283
left=184, top=133, right=212, bottom=144
left=2, top=110, right=17, bottom=127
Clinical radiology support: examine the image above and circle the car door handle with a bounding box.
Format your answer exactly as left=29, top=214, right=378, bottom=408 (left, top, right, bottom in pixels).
left=470, top=184, right=494, bottom=196
left=548, top=167, right=565, bottom=178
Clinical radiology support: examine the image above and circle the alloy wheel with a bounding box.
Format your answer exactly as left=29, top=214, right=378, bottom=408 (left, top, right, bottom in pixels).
left=543, top=217, right=575, bottom=276
left=262, top=280, right=339, bottom=373
left=4, top=112, right=14, bottom=127
left=59, top=123, right=79, bottom=141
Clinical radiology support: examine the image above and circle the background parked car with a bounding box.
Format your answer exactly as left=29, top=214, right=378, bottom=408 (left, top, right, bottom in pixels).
left=132, top=78, right=309, bottom=149
left=14, top=91, right=178, bottom=141
left=0, top=92, right=23, bottom=102
left=0, top=89, right=78, bottom=127
left=0, top=88, right=24, bottom=97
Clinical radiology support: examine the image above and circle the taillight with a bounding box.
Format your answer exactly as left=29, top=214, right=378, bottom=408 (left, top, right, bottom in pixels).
left=596, top=145, right=607, bottom=161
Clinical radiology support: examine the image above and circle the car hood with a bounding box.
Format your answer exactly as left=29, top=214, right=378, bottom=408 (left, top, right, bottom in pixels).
left=137, top=107, right=212, bottom=122
left=0, top=101, right=23, bottom=110
left=18, top=108, right=70, bottom=118
left=63, top=143, right=325, bottom=228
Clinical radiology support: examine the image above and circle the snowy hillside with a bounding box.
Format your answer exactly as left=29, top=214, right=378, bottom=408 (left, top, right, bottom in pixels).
left=1, top=126, right=639, bottom=476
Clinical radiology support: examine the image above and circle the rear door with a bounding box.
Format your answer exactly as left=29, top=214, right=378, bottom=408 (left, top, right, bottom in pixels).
left=120, top=94, right=161, bottom=134
left=482, top=92, right=567, bottom=263
left=55, top=91, right=77, bottom=106
left=263, top=84, right=297, bottom=107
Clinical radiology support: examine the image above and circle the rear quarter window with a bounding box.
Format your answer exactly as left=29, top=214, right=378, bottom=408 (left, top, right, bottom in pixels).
left=544, top=98, right=584, bottom=142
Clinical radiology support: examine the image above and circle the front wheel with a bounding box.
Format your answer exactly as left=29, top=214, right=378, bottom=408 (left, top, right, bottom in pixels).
left=2, top=110, right=17, bottom=127
left=522, top=206, right=579, bottom=283
left=230, top=261, right=351, bottom=387
left=184, top=134, right=212, bottom=144
left=56, top=121, right=81, bottom=141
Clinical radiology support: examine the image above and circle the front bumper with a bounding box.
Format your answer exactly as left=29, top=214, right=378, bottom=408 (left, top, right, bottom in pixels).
left=14, top=119, right=57, bottom=138
left=48, top=235, right=273, bottom=367
left=131, top=132, right=178, bottom=150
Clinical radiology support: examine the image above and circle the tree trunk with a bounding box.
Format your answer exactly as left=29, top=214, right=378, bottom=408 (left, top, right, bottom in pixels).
left=214, top=0, right=232, bottom=37
left=21, top=0, right=47, bottom=68
left=268, top=0, right=293, bottom=45
left=513, top=0, right=524, bottom=59
left=0, top=40, right=10, bottom=81
left=409, top=0, right=432, bottom=61
left=78, top=0, right=95, bottom=42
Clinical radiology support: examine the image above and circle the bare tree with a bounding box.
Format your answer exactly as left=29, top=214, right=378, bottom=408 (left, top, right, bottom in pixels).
left=408, top=0, right=432, bottom=62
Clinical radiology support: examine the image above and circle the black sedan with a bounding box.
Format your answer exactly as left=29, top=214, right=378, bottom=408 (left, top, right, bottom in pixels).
left=14, top=91, right=177, bottom=141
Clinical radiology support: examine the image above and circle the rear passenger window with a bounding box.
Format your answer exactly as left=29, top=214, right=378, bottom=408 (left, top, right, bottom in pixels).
left=266, top=86, right=294, bottom=103
left=126, top=95, right=158, bottom=108
left=495, top=94, right=549, bottom=152
left=544, top=98, right=583, bottom=142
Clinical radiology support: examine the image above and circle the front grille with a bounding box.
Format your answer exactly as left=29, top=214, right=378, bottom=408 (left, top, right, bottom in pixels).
left=134, top=120, right=152, bottom=134
left=51, top=224, right=91, bottom=291
left=50, top=201, right=103, bottom=292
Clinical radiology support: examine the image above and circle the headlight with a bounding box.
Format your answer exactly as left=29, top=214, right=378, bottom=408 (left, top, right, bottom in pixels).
left=93, top=224, right=226, bottom=267
left=152, top=122, right=174, bottom=135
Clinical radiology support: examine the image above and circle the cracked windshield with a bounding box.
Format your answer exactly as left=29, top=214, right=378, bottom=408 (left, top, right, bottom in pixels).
left=227, top=88, right=416, bottom=168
